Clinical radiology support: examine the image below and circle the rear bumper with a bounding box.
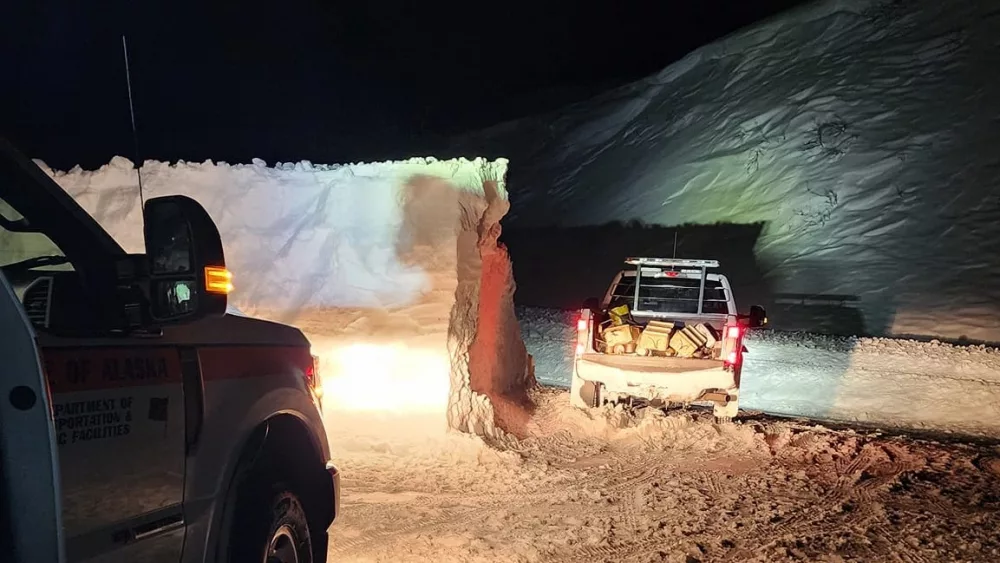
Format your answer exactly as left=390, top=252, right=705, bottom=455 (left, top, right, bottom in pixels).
left=574, top=356, right=737, bottom=403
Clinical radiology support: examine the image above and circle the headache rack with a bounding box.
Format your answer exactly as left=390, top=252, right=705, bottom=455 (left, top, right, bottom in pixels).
left=623, top=257, right=720, bottom=316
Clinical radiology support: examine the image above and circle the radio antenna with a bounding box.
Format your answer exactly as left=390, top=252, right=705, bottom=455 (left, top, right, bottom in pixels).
left=672, top=231, right=678, bottom=259
left=122, top=35, right=145, bottom=207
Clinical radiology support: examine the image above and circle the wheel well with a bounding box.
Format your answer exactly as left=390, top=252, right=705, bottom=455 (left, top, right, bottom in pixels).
left=256, top=414, right=336, bottom=534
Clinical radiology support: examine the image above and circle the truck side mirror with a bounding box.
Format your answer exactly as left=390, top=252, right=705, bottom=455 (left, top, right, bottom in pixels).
left=143, top=195, right=230, bottom=322
left=748, top=305, right=767, bottom=328
left=583, top=297, right=599, bottom=311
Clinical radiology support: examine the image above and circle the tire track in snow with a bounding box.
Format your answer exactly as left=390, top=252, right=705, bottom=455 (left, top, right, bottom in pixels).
left=722, top=442, right=926, bottom=561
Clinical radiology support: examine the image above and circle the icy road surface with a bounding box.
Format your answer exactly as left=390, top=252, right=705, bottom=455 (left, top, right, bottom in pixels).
left=326, top=389, right=1000, bottom=563
left=519, top=307, right=1000, bottom=438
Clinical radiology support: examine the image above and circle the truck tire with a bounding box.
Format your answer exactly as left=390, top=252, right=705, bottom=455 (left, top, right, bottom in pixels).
left=229, top=476, right=315, bottom=563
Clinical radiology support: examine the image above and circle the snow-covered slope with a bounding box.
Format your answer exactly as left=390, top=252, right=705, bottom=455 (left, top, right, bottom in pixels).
left=454, top=0, right=1000, bottom=343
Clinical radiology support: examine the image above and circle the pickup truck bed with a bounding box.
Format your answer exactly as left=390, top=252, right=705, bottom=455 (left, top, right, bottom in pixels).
left=571, top=258, right=754, bottom=417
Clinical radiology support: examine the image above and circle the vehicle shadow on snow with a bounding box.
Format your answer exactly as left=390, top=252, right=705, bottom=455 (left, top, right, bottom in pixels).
left=743, top=257, right=900, bottom=419
left=500, top=220, right=772, bottom=312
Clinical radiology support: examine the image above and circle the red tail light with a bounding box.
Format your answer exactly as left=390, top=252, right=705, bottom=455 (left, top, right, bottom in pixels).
left=576, top=313, right=590, bottom=356
left=306, top=354, right=323, bottom=398
left=723, top=324, right=744, bottom=368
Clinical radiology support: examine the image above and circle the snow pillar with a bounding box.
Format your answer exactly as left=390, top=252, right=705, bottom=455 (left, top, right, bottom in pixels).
left=448, top=179, right=536, bottom=439
left=396, top=171, right=536, bottom=440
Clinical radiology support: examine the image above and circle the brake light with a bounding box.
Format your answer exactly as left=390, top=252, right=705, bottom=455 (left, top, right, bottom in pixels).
left=664, top=271, right=679, bottom=277
left=723, top=324, right=744, bottom=368
left=575, top=312, right=590, bottom=356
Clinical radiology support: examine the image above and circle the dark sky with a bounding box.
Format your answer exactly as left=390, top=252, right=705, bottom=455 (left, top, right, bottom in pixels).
left=3, top=0, right=807, bottom=170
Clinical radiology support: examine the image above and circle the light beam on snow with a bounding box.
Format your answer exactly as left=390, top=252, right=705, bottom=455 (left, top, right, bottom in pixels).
left=317, top=343, right=451, bottom=413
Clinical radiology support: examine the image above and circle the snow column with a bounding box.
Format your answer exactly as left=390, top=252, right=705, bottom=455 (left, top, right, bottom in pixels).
left=450, top=179, right=536, bottom=439
left=396, top=171, right=536, bottom=440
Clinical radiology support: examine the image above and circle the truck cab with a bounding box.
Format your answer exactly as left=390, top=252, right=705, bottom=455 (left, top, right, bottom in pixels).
left=0, top=138, right=339, bottom=563
left=571, top=257, right=766, bottom=421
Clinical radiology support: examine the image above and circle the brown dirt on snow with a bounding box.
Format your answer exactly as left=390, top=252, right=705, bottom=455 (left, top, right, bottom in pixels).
left=328, top=388, right=1000, bottom=563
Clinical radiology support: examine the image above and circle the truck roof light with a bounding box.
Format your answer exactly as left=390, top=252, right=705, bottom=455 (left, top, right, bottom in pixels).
left=205, top=266, right=234, bottom=295
left=625, top=257, right=720, bottom=268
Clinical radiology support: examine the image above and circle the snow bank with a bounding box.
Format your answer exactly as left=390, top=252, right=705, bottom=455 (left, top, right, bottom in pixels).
left=741, top=330, right=1000, bottom=437
left=42, top=156, right=535, bottom=438
left=517, top=306, right=1000, bottom=437
left=454, top=0, right=1000, bottom=343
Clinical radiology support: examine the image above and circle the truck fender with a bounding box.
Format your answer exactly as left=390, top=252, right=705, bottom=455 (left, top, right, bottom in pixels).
left=183, top=385, right=329, bottom=563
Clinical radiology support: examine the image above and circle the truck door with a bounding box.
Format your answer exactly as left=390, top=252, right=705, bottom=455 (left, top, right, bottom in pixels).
left=0, top=271, right=66, bottom=563
left=0, top=158, right=186, bottom=561
left=39, top=338, right=187, bottom=563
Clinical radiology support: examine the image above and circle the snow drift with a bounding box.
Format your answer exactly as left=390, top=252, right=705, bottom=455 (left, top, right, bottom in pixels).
left=451, top=0, right=1000, bottom=343
left=40, top=156, right=536, bottom=438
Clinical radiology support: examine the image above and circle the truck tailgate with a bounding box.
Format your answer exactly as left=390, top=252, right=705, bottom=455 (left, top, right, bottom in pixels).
left=575, top=353, right=735, bottom=402
left=578, top=353, right=724, bottom=373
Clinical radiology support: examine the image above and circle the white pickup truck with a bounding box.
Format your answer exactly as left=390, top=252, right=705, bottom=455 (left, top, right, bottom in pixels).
left=570, top=257, right=766, bottom=422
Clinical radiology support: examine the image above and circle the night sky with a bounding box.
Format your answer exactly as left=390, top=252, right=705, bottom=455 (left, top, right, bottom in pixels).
left=3, top=0, right=806, bottom=170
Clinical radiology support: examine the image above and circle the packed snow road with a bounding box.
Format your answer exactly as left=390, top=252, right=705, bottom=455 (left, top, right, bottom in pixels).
left=325, top=389, right=1000, bottom=563
left=519, top=307, right=1000, bottom=438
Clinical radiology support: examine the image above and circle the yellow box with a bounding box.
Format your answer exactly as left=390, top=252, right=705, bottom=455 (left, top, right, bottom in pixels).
left=669, top=326, right=709, bottom=358
left=603, top=324, right=641, bottom=354
left=636, top=321, right=674, bottom=356
left=608, top=304, right=630, bottom=326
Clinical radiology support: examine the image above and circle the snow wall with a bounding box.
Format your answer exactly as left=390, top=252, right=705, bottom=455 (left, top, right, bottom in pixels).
left=450, top=0, right=1000, bottom=343
left=41, top=156, right=536, bottom=439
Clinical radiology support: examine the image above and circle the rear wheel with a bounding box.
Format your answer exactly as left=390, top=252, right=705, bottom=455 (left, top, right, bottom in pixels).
left=229, top=474, right=314, bottom=563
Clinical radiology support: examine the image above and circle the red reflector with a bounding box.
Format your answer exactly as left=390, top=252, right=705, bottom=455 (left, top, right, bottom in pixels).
left=727, top=351, right=738, bottom=364
left=665, top=271, right=679, bottom=277
left=305, top=356, right=317, bottom=384
left=727, top=326, right=741, bottom=339
left=577, top=318, right=587, bottom=331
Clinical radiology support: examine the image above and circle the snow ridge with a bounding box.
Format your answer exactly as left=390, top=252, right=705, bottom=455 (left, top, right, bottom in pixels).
left=455, top=0, right=1000, bottom=343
